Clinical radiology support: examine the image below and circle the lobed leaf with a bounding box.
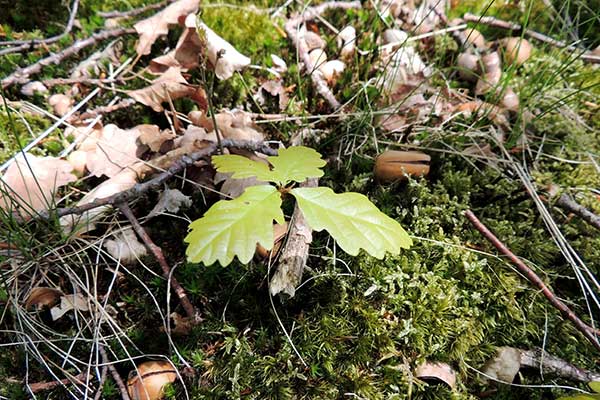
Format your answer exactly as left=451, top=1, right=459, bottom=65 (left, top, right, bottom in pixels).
left=185, top=185, right=284, bottom=266
left=267, top=146, right=325, bottom=185
left=291, top=187, right=411, bottom=258
left=212, top=154, right=275, bottom=182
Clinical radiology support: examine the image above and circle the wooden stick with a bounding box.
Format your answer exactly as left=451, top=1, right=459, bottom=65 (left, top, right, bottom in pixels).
left=462, top=13, right=600, bottom=64
left=98, top=0, right=177, bottom=19
left=464, top=209, right=600, bottom=352
left=2, top=28, right=136, bottom=89
left=556, top=193, right=600, bottom=231
left=99, top=345, right=131, bottom=400
left=284, top=1, right=361, bottom=110
left=118, top=202, right=199, bottom=321
left=28, top=371, right=90, bottom=393
left=270, top=177, right=317, bottom=297
left=518, top=347, right=600, bottom=382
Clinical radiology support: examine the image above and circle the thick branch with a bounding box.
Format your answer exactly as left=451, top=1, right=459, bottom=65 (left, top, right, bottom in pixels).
left=270, top=177, right=317, bottom=298
left=2, top=28, right=136, bottom=89
left=119, top=203, right=199, bottom=321
left=0, top=0, right=80, bottom=56
left=556, top=193, right=600, bottom=231
left=463, top=13, right=600, bottom=64
left=464, top=210, right=600, bottom=352
left=284, top=1, right=361, bottom=110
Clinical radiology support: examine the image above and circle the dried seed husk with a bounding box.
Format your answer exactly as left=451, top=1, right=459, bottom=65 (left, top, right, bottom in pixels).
left=127, top=360, right=177, bottom=400
left=256, top=222, right=288, bottom=259
left=374, top=151, right=430, bottom=182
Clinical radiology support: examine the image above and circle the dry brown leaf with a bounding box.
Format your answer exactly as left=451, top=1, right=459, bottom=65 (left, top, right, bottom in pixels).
left=149, top=13, right=204, bottom=73
left=174, top=125, right=216, bottom=148
left=127, top=67, right=207, bottom=112
left=86, top=124, right=142, bottom=178
left=196, top=110, right=263, bottom=142
left=138, top=125, right=175, bottom=153
left=146, top=188, right=191, bottom=219
left=475, top=52, right=502, bottom=95
left=415, top=361, right=457, bottom=389
left=134, top=0, right=199, bottom=56
left=104, top=227, right=148, bottom=264
left=256, top=80, right=289, bottom=111
left=0, top=154, right=77, bottom=213
left=199, top=17, right=251, bottom=80
left=455, top=100, right=509, bottom=129
left=50, top=293, right=90, bottom=321
left=25, top=287, right=64, bottom=310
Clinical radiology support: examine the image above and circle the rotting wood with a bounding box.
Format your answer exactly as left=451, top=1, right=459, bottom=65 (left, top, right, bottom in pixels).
left=270, top=177, right=317, bottom=298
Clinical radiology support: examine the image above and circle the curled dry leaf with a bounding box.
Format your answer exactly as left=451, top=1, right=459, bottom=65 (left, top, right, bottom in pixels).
left=256, top=222, right=288, bottom=258
left=374, top=150, right=431, bottom=182
left=25, top=287, right=64, bottom=310
left=199, top=17, right=251, bottom=80
left=196, top=110, right=264, bottom=142
left=481, top=346, right=522, bottom=383
left=146, top=188, right=192, bottom=219
left=499, top=37, right=532, bottom=66
left=308, top=48, right=327, bottom=69
left=174, top=125, right=216, bottom=148
left=270, top=54, right=287, bottom=73
left=301, top=30, right=326, bottom=51
left=257, top=80, right=289, bottom=111
left=104, top=227, right=148, bottom=264
left=464, top=28, right=486, bottom=49
left=127, top=67, right=207, bottom=112
left=380, top=40, right=431, bottom=93
left=0, top=154, right=77, bottom=213
left=67, top=150, right=88, bottom=176
left=138, top=125, right=175, bottom=153
left=455, top=100, right=509, bottom=129
left=127, top=360, right=177, bottom=400
left=475, top=52, right=502, bottom=95
left=150, top=13, right=204, bottom=73
left=500, top=87, right=519, bottom=111
left=337, top=25, right=356, bottom=59
left=50, top=293, right=90, bottom=321
left=49, top=93, right=73, bottom=117
left=457, top=52, right=480, bottom=82
left=415, top=361, right=457, bottom=389
left=134, top=0, right=199, bottom=56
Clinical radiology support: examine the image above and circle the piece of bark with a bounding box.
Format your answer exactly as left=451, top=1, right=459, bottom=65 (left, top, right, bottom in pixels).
left=519, top=347, right=600, bottom=382
left=269, top=178, right=317, bottom=298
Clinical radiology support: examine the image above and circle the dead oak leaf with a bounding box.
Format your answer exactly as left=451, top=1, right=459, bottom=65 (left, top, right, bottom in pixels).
left=150, top=13, right=204, bottom=74
left=199, top=17, right=251, bottom=80
left=0, top=154, right=76, bottom=213
left=86, top=124, right=143, bottom=178
left=138, top=125, right=175, bottom=153
left=127, top=67, right=207, bottom=112
left=134, top=0, right=199, bottom=56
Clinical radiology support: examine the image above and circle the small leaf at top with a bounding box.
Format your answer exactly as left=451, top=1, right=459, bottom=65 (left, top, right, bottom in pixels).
left=268, top=146, right=326, bottom=185
left=212, top=154, right=276, bottom=182
left=185, top=185, right=284, bottom=266
left=291, top=187, right=411, bottom=258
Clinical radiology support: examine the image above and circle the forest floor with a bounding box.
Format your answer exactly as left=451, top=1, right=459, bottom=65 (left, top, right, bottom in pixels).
left=1, top=0, right=600, bottom=399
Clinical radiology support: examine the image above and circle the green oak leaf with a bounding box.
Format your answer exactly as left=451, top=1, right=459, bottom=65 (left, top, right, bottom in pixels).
left=291, top=187, right=411, bottom=258
left=185, top=185, right=284, bottom=266
left=212, top=154, right=275, bottom=182
left=267, top=146, right=325, bottom=185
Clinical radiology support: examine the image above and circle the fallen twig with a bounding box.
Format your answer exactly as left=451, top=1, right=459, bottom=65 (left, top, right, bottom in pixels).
left=518, top=347, right=600, bottom=382
left=99, top=345, right=131, bottom=400
left=98, top=0, right=177, bottom=19
left=41, top=77, right=123, bottom=88
left=119, top=202, right=199, bottom=321
left=464, top=209, right=600, bottom=352
left=2, top=28, right=136, bottom=89
left=270, top=177, right=317, bottom=297
left=28, top=371, right=90, bottom=393
left=79, top=98, right=136, bottom=119
left=44, top=140, right=277, bottom=220
left=463, top=13, right=600, bottom=64
left=555, top=193, right=600, bottom=232
left=284, top=1, right=361, bottom=110
left=0, top=0, right=80, bottom=56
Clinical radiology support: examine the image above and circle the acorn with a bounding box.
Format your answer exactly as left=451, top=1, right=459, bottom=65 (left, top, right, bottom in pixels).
left=499, top=37, right=532, bottom=66
left=374, top=151, right=431, bottom=182
left=127, top=361, right=177, bottom=400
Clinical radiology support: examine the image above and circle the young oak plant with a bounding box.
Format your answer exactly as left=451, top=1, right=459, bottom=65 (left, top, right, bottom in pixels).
left=185, top=146, right=411, bottom=266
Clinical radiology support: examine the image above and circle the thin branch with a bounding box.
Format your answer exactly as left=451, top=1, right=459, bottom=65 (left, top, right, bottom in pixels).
left=284, top=1, right=361, bottom=110
left=0, top=0, right=80, bottom=56
left=28, top=371, right=90, bottom=393
left=518, top=347, right=600, bottom=382
left=464, top=209, right=600, bottom=352
left=556, top=193, right=600, bottom=231
left=118, top=202, right=199, bottom=321
left=463, top=13, right=600, bottom=64
left=43, top=140, right=277, bottom=220
left=98, top=0, right=177, bottom=19
left=2, top=28, right=136, bottom=89
left=79, top=98, right=136, bottom=120
left=99, top=345, right=131, bottom=400
left=41, top=77, right=123, bottom=88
